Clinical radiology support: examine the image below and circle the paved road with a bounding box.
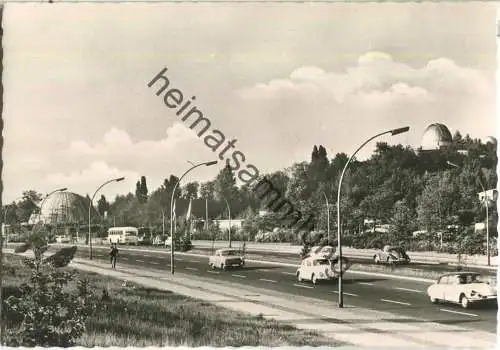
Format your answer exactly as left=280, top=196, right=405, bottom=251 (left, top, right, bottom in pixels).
left=65, top=245, right=497, bottom=334
left=191, top=246, right=497, bottom=276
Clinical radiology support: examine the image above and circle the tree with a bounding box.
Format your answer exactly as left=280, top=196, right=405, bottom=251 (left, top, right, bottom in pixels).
left=140, top=176, right=148, bottom=200
left=16, top=190, right=43, bottom=223
left=135, top=176, right=148, bottom=204
left=214, top=164, right=238, bottom=202
left=182, top=182, right=199, bottom=200
left=97, top=195, right=110, bottom=217
left=199, top=181, right=215, bottom=200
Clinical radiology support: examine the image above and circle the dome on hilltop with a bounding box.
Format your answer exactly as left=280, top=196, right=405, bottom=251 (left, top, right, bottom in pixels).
left=484, top=136, right=497, bottom=145
left=421, top=123, right=452, bottom=150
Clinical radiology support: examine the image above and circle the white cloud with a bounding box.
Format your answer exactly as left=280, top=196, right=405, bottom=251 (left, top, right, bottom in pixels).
left=230, top=51, right=494, bottom=165
left=46, top=161, right=140, bottom=199
left=42, top=122, right=216, bottom=199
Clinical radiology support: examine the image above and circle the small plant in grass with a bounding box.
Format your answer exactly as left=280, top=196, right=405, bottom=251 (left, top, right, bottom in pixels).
left=4, top=232, right=97, bottom=347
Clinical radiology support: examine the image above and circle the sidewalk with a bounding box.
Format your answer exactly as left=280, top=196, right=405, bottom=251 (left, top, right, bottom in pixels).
left=61, top=256, right=497, bottom=349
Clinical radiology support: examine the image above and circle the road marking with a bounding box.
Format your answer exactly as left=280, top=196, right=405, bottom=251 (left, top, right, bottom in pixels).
left=293, top=283, right=313, bottom=289
left=282, top=272, right=296, bottom=276
left=358, top=282, right=374, bottom=286
left=191, top=260, right=200, bottom=263
left=232, top=274, right=247, bottom=278
left=185, top=267, right=198, bottom=271
left=332, top=291, right=359, bottom=297
left=150, top=261, right=159, bottom=265
left=136, top=259, right=145, bottom=263
left=260, top=278, right=277, bottom=283
left=259, top=269, right=270, bottom=272
left=395, top=287, right=424, bottom=293
left=143, top=254, right=150, bottom=257
left=122, top=257, right=129, bottom=260
left=207, top=270, right=220, bottom=274
left=381, top=298, right=411, bottom=306
left=440, top=308, right=479, bottom=317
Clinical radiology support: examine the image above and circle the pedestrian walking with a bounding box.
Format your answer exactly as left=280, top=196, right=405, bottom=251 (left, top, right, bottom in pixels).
left=110, top=243, right=119, bottom=269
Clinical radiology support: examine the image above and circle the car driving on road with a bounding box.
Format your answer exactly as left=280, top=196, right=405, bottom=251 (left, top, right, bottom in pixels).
left=209, top=248, right=245, bottom=270
left=427, top=272, right=497, bottom=309
left=373, top=245, right=410, bottom=264
left=296, top=255, right=351, bottom=285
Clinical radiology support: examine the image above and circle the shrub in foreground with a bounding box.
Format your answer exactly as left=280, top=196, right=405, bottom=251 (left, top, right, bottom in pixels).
left=4, top=233, right=97, bottom=347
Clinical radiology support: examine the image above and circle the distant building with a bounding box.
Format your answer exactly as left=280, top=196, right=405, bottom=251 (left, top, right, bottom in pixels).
left=212, top=219, right=244, bottom=231
left=478, top=189, right=498, bottom=206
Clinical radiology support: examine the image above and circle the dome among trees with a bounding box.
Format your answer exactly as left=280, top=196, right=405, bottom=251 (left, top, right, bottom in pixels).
left=421, top=123, right=453, bottom=150
left=29, top=192, right=99, bottom=225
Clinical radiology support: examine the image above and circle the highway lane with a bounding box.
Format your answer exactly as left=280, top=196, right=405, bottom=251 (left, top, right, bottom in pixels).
left=67, top=246, right=497, bottom=334
left=192, top=246, right=497, bottom=275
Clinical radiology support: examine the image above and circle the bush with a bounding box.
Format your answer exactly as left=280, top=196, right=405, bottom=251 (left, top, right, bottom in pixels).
left=4, top=232, right=97, bottom=347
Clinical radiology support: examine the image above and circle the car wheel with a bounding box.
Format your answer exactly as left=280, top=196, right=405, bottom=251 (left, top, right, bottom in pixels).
left=430, top=295, right=438, bottom=304
left=312, top=273, right=318, bottom=285
left=221, top=263, right=226, bottom=271
left=297, top=271, right=303, bottom=282
left=460, top=294, right=470, bottom=309
left=374, top=255, right=380, bottom=264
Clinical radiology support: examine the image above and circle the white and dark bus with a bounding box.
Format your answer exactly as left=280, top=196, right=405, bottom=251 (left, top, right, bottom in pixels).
left=107, top=226, right=139, bottom=245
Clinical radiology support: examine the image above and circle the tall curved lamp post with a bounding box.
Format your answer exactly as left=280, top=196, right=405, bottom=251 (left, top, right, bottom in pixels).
left=337, top=126, right=409, bottom=307
left=223, top=198, right=232, bottom=248
left=447, top=161, right=491, bottom=266
left=323, top=192, right=330, bottom=242
left=36, top=188, right=68, bottom=232
left=170, top=160, right=218, bottom=274
left=88, top=177, right=125, bottom=260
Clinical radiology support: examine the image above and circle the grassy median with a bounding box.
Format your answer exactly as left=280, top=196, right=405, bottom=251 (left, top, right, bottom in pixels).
left=2, top=253, right=344, bottom=347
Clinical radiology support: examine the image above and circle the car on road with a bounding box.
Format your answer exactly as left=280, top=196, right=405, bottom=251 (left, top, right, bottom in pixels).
left=209, top=248, right=245, bottom=270
left=306, top=245, right=335, bottom=260
left=373, top=245, right=410, bottom=264
left=296, top=255, right=351, bottom=285
left=427, top=272, right=497, bottom=309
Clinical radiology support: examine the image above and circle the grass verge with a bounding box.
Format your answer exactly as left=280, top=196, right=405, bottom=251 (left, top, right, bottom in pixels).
left=2, top=253, right=345, bottom=347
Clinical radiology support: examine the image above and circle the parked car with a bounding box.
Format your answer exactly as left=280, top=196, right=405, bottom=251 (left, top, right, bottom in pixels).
left=209, top=248, right=245, bottom=270
left=427, top=272, right=497, bottom=309
left=152, top=235, right=167, bottom=246
left=55, top=235, right=71, bottom=244
left=373, top=245, right=410, bottom=264
left=138, top=236, right=152, bottom=245
left=296, top=255, right=351, bottom=285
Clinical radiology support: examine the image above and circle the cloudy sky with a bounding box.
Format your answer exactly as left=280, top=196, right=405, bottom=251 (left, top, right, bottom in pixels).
left=3, top=2, right=497, bottom=203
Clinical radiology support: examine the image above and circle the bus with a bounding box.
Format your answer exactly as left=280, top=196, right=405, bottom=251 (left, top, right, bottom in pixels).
left=107, top=226, right=139, bottom=245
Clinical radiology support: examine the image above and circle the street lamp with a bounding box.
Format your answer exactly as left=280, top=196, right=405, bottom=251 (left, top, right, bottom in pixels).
left=323, top=192, right=330, bottom=242
left=170, top=160, right=218, bottom=274
left=223, top=197, right=232, bottom=248
left=447, top=160, right=491, bottom=266
left=337, top=126, right=409, bottom=307
left=88, top=177, right=125, bottom=260
left=35, top=188, right=68, bottom=232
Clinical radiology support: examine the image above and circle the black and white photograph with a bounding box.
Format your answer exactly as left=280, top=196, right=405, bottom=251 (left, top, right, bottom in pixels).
left=0, top=2, right=498, bottom=348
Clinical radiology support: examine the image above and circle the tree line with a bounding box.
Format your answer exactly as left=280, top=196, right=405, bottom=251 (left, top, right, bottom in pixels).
left=3, top=131, right=498, bottom=254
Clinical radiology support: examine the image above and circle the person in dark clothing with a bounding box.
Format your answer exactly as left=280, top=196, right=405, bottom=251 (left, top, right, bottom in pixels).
left=110, top=243, right=119, bottom=269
